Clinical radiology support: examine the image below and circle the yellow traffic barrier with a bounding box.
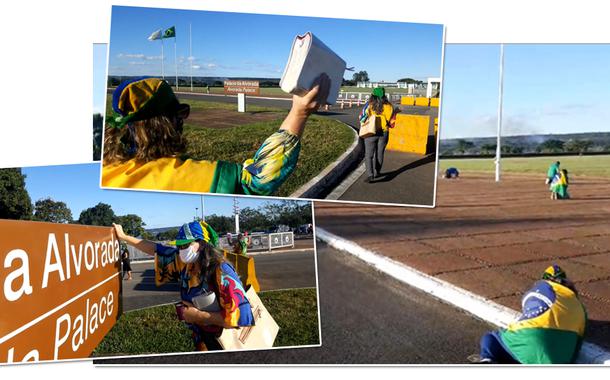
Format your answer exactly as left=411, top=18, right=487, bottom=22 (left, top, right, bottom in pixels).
left=224, top=251, right=261, bottom=292
left=386, top=114, right=431, bottom=155
left=430, top=97, right=440, bottom=107
left=400, top=96, right=415, bottom=106
left=415, top=97, right=430, bottom=107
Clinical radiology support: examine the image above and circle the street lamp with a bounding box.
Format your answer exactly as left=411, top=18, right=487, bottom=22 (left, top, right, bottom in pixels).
left=195, top=207, right=199, bottom=221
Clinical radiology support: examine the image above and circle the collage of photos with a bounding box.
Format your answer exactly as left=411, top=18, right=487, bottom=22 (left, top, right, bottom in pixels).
left=2, top=1, right=610, bottom=373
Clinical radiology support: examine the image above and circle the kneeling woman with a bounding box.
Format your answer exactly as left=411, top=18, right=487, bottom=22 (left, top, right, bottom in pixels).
left=113, top=220, right=253, bottom=351
left=102, top=75, right=330, bottom=196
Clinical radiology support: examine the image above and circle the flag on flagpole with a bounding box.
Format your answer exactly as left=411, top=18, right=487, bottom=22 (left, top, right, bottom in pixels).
left=163, top=26, right=176, bottom=39
left=147, top=29, right=162, bottom=41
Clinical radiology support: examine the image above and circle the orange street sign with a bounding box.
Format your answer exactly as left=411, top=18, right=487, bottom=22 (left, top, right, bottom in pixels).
left=0, top=220, right=121, bottom=363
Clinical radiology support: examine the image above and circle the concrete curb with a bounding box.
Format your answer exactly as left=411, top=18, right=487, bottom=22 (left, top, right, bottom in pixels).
left=325, top=162, right=366, bottom=200
left=316, top=227, right=610, bottom=365
left=290, top=121, right=364, bottom=199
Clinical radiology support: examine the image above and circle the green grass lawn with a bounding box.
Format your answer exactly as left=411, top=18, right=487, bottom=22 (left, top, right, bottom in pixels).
left=92, top=288, right=319, bottom=357
left=183, top=114, right=354, bottom=197
left=440, top=155, right=610, bottom=178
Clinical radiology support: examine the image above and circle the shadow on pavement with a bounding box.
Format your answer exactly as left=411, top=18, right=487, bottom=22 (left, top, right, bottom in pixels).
left=375, top=154, right=436, bottom=183
left=132, top=269, right=179, bottom=292
left=586, top=319, right=610, bottom=349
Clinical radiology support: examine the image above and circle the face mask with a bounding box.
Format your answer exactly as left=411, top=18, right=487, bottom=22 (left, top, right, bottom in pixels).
left=179, top=244, right=199, bottom=264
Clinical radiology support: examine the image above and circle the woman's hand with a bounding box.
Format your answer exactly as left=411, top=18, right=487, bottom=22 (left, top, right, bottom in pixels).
left=280, top=73, right=331, bottom=138
left=181, top=301, right=231, bottom=328
left=181, top=301, right=202, bottom=324
left=112, top=223, right=157, bottom=256
left=291, top=73, right=331, bottom=118
left=112, top=223, right=128, bottom=241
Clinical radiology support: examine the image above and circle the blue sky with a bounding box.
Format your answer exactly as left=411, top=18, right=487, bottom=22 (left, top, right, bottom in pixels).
left=108, top=6, right=443, bottom=82
left=22, top=163, right=310, bottom=229
left=93, top=44, right=107, bottom=114
left=441, top=44, right=610, bottom=139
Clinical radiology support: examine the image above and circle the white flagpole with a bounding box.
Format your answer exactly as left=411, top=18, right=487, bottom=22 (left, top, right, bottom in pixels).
left=161, top=37, right=165, bottom=79
left=495, top=43, right=505, bottom=182
left=190, top=23, right=193, bottom=92
left=174, top=34, right=178, bottom=90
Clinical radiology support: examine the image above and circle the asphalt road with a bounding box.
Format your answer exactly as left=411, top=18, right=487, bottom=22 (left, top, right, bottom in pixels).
left=337, top=152, right=436, bottom=206
left=255, top=249, right=317, bottom=291
left=121, top=249, right=316, bottom=312
left=99, top=242, right=493, bottom=364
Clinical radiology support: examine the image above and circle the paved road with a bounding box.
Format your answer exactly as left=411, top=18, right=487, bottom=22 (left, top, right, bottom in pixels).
left=172, top=93, right=437, bottom=205
left=336, top=152, right=436, bottom=206
left=99, top=242, right=493, bottom=364
left=121, top=249, right=316, bottom=312
left=255, top=249, right=316, bottom=291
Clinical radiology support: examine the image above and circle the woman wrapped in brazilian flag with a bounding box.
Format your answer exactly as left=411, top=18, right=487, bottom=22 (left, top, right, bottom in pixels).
left=469, top=265, right=587, bottom=364
left=102, top=74, right=330, bottom=195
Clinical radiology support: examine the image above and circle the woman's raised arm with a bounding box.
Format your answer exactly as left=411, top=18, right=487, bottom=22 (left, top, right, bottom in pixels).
left=113, top=223, right=156, bottom=256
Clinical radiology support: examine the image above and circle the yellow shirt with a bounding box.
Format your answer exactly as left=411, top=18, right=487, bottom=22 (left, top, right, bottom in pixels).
left=101, top=157, right=240, bottom=194
left=368, top=103, right=394, bottom=132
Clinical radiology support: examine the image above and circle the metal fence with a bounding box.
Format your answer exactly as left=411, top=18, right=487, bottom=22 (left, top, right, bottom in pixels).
left=335, top=92, right=423, bottom=108
left=123, top=232, right=296, bottom=262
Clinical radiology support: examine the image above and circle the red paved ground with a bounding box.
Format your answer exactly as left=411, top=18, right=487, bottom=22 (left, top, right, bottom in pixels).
left=314, top=173, right=610, bottom=349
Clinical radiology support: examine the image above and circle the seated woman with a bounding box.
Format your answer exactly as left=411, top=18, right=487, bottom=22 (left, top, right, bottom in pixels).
left=102, top=75, right=330, bottom=196
left=550, top=169, right=570, bottom=200
left=113, top=220, right=253, bottom=351
left=469, top=265, right=587, bottom=364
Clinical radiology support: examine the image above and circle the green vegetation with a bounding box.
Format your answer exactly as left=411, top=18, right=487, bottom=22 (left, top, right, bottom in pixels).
left=0, top=168, right=32, bottom=220
left=92, top=287, right=319, bottom=356
left=181, top=105, right=354, bottom=197
left=33, top=198, right=72, bottom=223
left=440, top=155, right=610, bottom=178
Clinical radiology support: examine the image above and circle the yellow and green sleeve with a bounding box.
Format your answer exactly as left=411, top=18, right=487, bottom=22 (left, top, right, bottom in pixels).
left=102, top=129, right=301, bottom=195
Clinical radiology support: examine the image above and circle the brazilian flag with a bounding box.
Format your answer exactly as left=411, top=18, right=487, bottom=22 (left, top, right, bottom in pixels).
left=163, top=26, right=176, bottom=39
left=499, top=280, right=587, bottom=364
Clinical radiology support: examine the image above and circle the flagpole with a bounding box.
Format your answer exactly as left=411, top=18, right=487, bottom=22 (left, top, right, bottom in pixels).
left=174, top=34, right=178, bottom=90
left=495, top=43, right=505, bottom=182
left=161, top=37, right=165, bottom=79
left=189, top=23, right=193, bottom=92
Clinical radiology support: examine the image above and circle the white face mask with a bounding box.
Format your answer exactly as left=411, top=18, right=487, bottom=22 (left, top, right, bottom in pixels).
left=179, top=244, right=199, bottom=264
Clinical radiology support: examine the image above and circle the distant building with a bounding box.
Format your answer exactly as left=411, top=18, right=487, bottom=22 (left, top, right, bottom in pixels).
left=356, top=78, right=441, bottom=97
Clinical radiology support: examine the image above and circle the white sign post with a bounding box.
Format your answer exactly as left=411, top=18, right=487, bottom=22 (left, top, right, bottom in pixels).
left=237, top=93, right=246, bottom=113
left=495, top=44, right=505, bottom=182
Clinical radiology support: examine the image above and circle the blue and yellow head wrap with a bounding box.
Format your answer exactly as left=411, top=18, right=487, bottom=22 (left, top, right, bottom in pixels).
left=108, top=77, right=189, bottom=129
left=172, top=220, right=219, bottom=248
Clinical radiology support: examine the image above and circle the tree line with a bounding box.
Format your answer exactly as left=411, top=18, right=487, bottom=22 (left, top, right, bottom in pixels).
left=1, top=169, right=313, bottom=241
left=156, top=200, right=313, bottom=241
left=443, top=138, right=606, bottom=156
left=0, top=168, right=146, bottom=237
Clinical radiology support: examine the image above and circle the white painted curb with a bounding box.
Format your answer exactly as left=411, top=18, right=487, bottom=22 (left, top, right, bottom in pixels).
left=317, top=227, right=610, bottom=365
